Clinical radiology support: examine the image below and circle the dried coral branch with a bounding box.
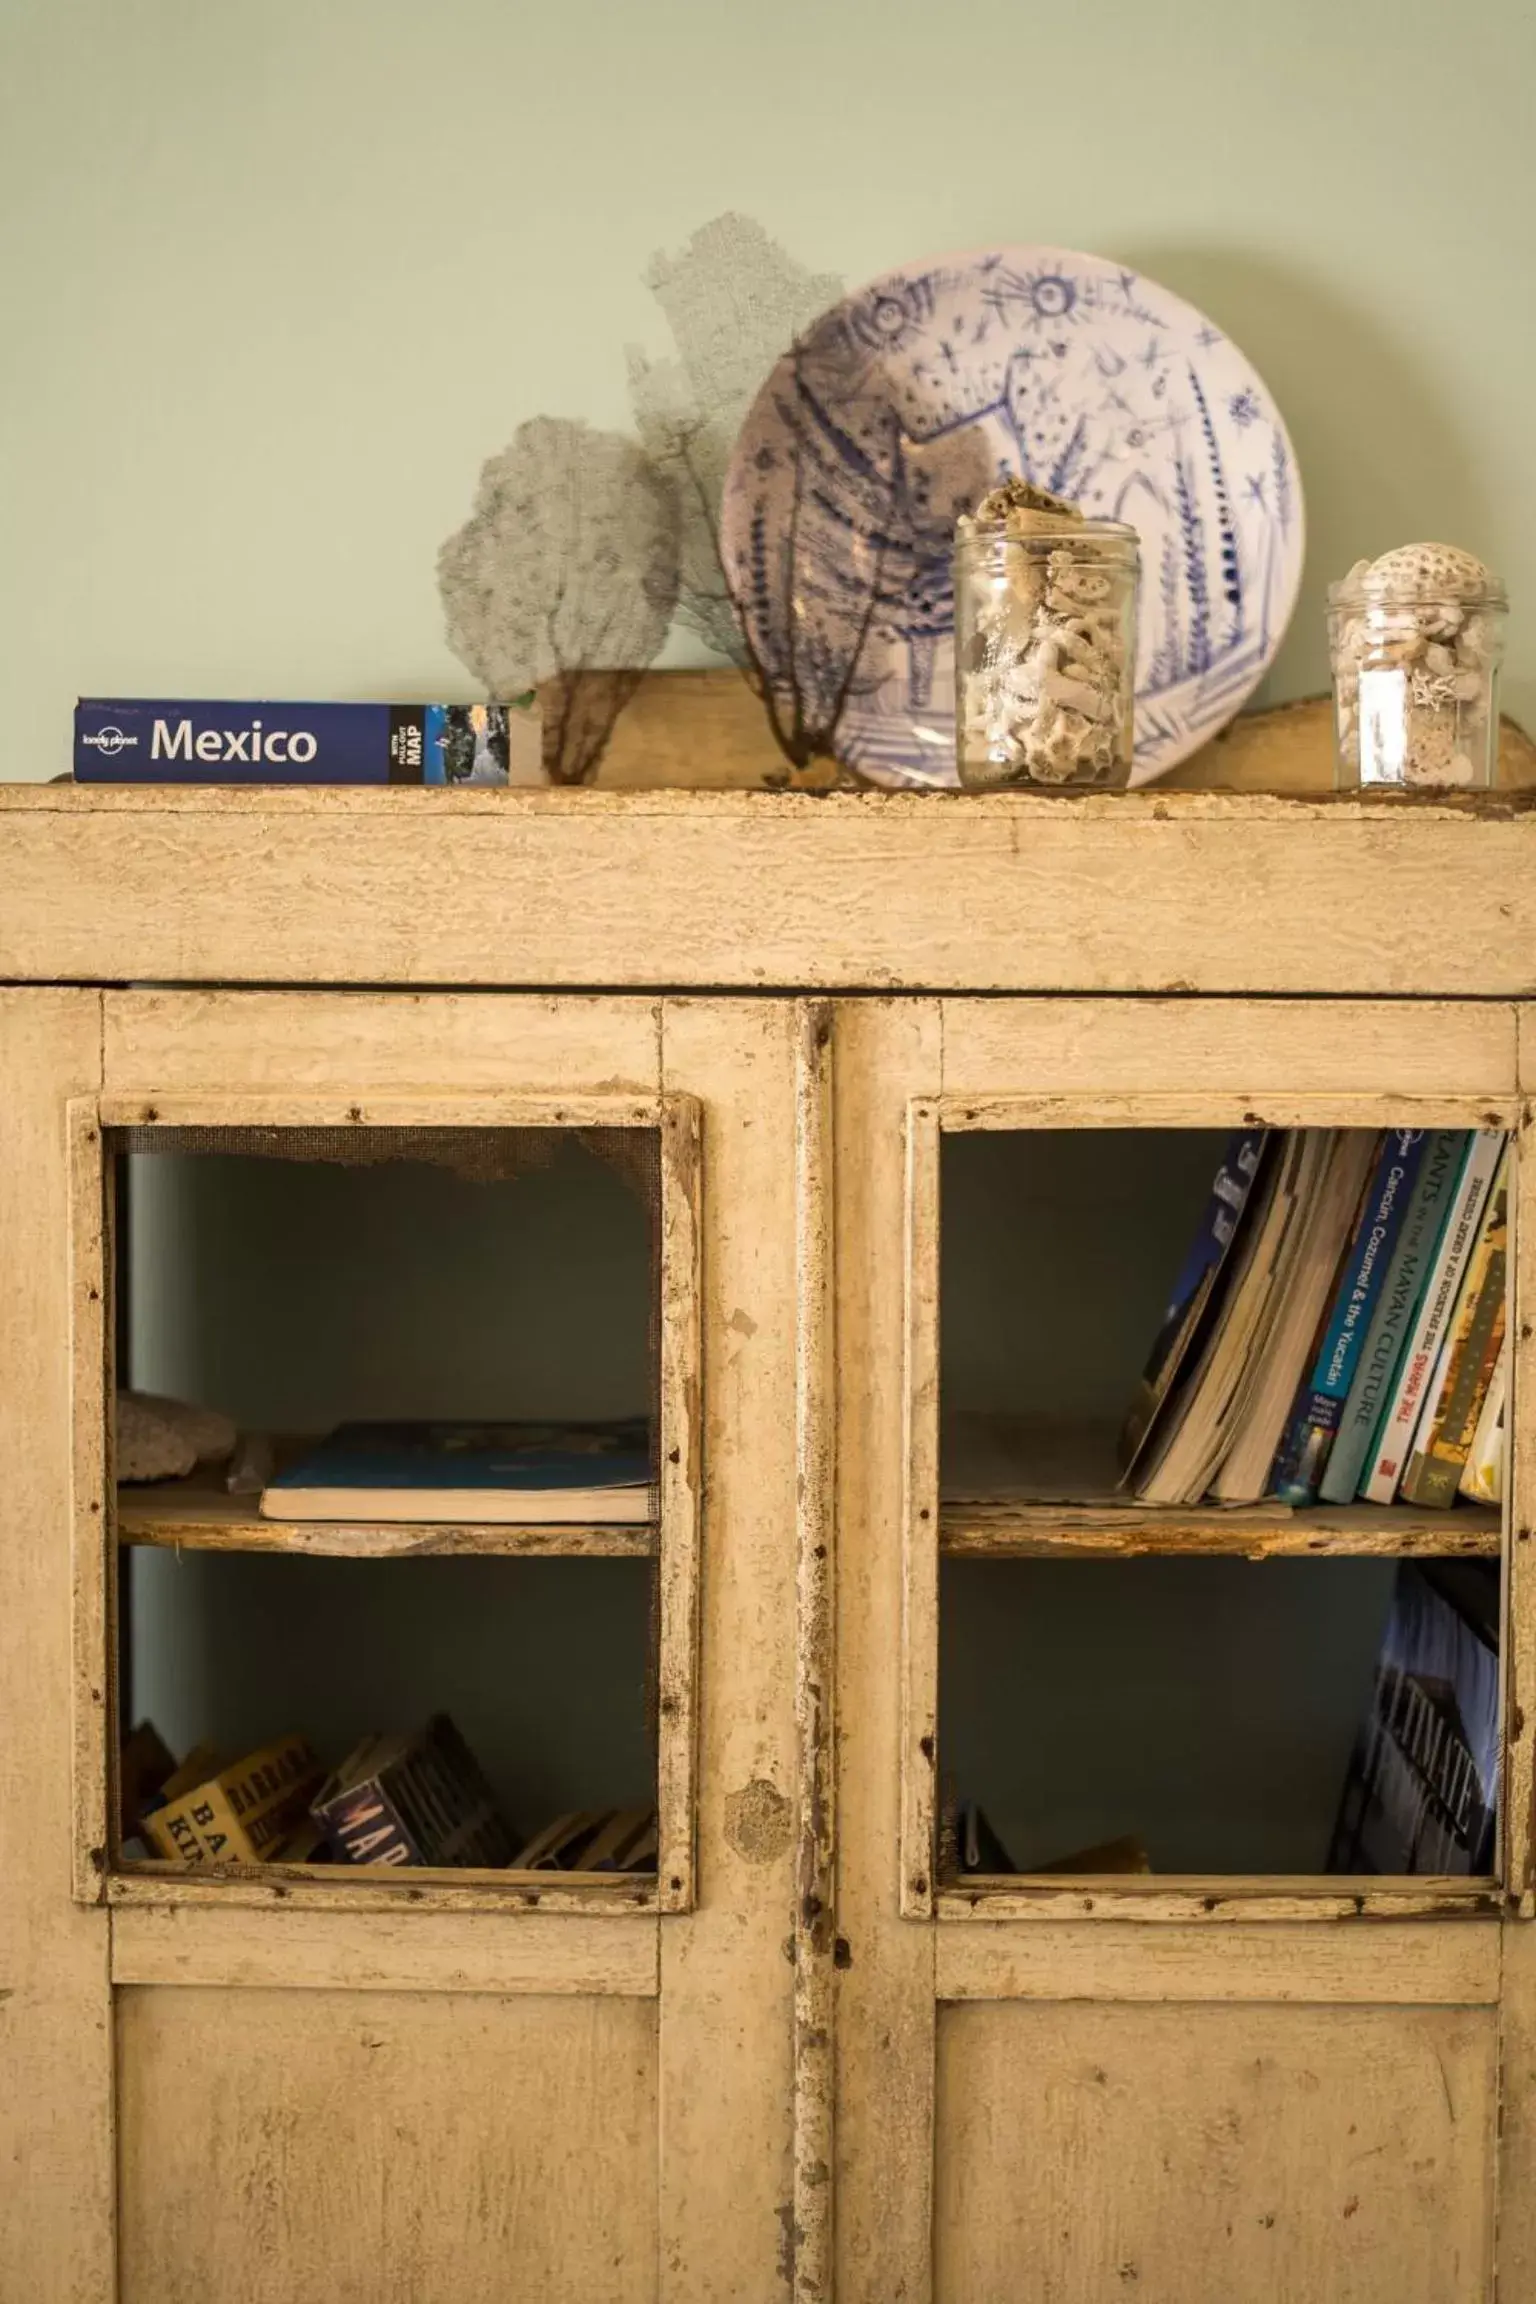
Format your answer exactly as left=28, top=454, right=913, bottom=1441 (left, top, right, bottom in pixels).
left=724, top=344, right=906, bottom=774
left=437, top=416, right=680, bottom=785
left=628, top=210, right=910, bottom=780
left=629, top=213, right=839, bottom=666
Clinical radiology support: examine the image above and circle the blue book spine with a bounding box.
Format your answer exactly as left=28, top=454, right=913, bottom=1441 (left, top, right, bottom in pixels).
left=1270, top=1130, right=1429, bottom=1506
left=74, top=699, right=517, bottom=785
left=1317, top=1131, right=1470, bottom=1506
left=1120, top=1129, right=1268, bottom=1470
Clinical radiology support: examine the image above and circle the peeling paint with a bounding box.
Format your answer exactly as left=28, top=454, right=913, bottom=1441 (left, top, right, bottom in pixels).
left=725, top=1777, right=792, bottom=1865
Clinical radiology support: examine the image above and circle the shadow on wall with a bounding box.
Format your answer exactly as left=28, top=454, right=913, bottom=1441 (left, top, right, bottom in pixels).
left=1123, top=247, right=1514, bottom=724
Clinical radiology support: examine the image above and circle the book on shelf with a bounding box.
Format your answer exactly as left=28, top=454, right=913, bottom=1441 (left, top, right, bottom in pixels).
left=1117, top=1122, right=1510, bottom=1514
left=260, top=1418, right=655, bottom=1526
left=510, top=1807, right=656, bottom=1872
left=1034, top=1834, right=1151, bottom=1875
left=1361, top=1131, right=1505, bottom=1504
left=1133, top=1132, right=1324, bottom=1507
left=937, top=1787, right=1016, bottom=1878
left=513, top=1811, right=610, bottom=1871
left=141, top=1734, right=323, bottom=1866
left=1317, top=1130, right=1470, bottom=1506
left=1268, top=1129, right=1426, bottom=1507
left=74, top=697, right=538, bottom=785
left=1210, top=1130, right=1377, bottom=1505
left=1119, top=1128, right=1268, bottom=1480
left=1399, top=1149, right=1510, bottom=1510
left=1459, top=1350, right=1507, bottom=1506
left=272, top=1816, right=330, bottom=1864
left=312, top=1714, right=518, bottom=1868
left=573, top=1807, right=657, bottom=1873
left=119, top=1719, right=176, bottom=1853
left=1328, top=1560, right=1500, bottom=1875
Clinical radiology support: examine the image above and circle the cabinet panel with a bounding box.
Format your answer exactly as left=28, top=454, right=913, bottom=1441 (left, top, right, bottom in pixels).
left=118, top=1986, right=658, bottom=2304
left=104, top=989, right=660, bottom=1094
left=12, top=786, right=1536, bottom=997
left=934, top=2001, right=1494, bottom=2304
left=942, top=997, right=1518, bottom=1101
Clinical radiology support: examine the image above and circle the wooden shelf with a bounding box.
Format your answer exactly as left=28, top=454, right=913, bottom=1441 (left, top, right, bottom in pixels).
left=941, top=1496, right=1501, bottom=1560
left=930, top=1875, right=1504, bottom=1925
left=106, top=1859, right=659, bottom=1916
left=938, top=1415, right=1501, bottom=1558
left=115, top=1478, right=658, bottom=1559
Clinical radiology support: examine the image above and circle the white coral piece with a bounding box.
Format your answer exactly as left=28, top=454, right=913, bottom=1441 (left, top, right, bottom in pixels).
left=117, top=1392, right=237, bottom=1484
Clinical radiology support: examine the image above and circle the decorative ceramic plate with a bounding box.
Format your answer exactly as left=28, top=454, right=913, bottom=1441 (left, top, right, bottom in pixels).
left=720, top=246, right=1304, bottom=787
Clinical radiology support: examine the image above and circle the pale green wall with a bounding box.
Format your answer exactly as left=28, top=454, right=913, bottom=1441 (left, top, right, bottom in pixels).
left=2, top=0, right=1532, bottom=776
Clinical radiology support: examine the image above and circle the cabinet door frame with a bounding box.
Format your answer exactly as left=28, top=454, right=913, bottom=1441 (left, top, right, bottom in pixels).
left=70, top=1074, right=702, bottom=1919
left=903, top=1081, right=1522, bottom=1926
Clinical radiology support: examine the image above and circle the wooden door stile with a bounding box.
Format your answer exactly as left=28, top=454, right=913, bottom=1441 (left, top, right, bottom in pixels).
left=0, top=991, right=116, bottom=2299
left=834, top=997, right=943, bottom=2304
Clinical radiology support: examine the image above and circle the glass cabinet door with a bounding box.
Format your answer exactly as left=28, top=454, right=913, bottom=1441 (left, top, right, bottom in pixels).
left=832, top=993, right=1521, bottom=2304
left=23, top=987, right=815, bottom=2304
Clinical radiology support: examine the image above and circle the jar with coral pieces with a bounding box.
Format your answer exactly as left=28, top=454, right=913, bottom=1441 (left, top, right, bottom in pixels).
left=954, top=480, right=1139, bottom=790
left=1329, top=543, right=1506, bottom=791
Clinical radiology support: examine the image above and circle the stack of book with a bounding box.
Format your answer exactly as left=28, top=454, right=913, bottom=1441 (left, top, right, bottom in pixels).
left=512, top=1808, right=658, bottom=1872
left=121, top=1714, right=658, bottom=1874
left=312, top=1714, right=519, bottom=1868
left=131, top=1731, right=325, bottom=1865
left=1123, top=1127, right=1509, bottom=1510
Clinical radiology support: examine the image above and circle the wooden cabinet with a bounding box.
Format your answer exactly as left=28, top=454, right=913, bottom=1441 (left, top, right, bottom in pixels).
left=3, top=781, right=1535, bottom=2301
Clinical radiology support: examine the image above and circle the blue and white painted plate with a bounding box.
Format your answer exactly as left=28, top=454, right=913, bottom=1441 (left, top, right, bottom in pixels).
left=719, top=246, right=1304, bottom=787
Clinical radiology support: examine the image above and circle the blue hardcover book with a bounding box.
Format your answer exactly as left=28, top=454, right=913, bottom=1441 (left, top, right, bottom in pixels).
left=74, top=697, right=532, bottom=785
left=1318, top=1131, right=1470, bottom=1505
left=1270, top=1130, right=1428, bottom=1505
left=260, top=1419, right=654, bottom=1525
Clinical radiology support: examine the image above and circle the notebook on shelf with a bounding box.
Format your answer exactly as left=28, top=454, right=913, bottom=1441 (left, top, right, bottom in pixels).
left=260, top=1418, right=655, bottom=1525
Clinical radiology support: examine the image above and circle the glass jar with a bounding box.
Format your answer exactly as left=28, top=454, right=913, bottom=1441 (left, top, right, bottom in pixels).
left=955, top=520, right=1139, bottom=789
left=1329, top=546, right=1506, bottom=791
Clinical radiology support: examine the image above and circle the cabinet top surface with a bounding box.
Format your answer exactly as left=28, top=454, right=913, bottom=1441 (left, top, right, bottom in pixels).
left=6, top=781, right=1535, bottom=821
left=5, top=782, right=1536, bottom=995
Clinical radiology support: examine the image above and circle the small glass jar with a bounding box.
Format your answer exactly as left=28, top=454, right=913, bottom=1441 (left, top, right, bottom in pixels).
left=1329, top=547, right=1506, bottom=791
left=955, top=520, right=1139, bottom=789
